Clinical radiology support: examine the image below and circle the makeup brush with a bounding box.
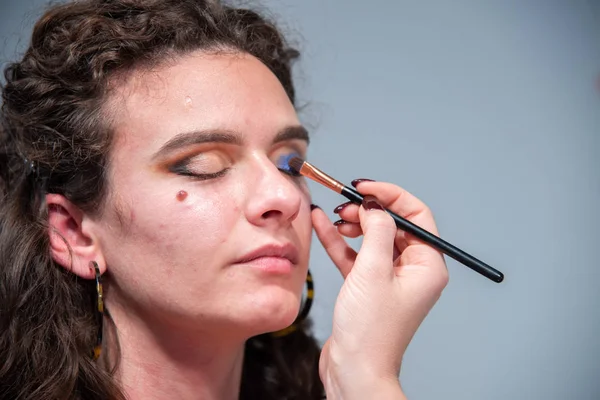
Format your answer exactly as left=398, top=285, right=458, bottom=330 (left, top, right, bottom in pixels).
left=285, top=156, right=504, bottom=283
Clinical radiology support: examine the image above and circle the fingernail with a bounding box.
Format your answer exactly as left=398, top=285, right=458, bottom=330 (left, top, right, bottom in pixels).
left=351, top=178, right=375, bottom=188
left=333, top=219, right=349, bottom=226
left=333, top=201, right=352, bottom=214
left=310, top=204, right=320, bottom=211
left=362, top=195, right=384, bottom=211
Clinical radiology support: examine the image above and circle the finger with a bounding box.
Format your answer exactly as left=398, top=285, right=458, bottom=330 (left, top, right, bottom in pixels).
left=311, top=206, right=357, bottom=278
left=333, top=219, right=408, bottom=265
left=333, top=201, right=357, bottom=215
left=393, top=231, right=409, bottom=256
left=334, top=218, right=407, bottom=273
left=353, top=181, right=445, bottom=269
left=336, top=202, right=409, bottom=256
left=352, top=180, right=439, bottom=236
left=335, top=219, right=408, bottom=259
left=397, top=245, right=449, bottom=292
left=334, top=202, right=360, bottom=222
left=353, top=195, right=397, bottom=281
left=333, top=220, right=363, bottom=238
left=399, top=243, right=446, bottom=272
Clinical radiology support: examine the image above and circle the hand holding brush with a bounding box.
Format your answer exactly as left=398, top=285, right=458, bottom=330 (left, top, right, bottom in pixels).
left=279, top=155, right=504, bottom=398
left=311, top=182, right=448, bottom=399
left=282, top=155, right=504, bottom=283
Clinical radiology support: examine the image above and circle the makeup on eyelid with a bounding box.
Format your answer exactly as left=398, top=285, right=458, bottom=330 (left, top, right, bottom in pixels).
left=177, top=150, right=301, bottom=176
left=168, top=150, right=231, bottom=178
left=168, top=148, right=304, bottom=180
left=276, top=152, right=302, bottom=177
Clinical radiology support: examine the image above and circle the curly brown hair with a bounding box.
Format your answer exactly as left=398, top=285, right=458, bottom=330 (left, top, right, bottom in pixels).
left=0, top=1, right=324, bottom=399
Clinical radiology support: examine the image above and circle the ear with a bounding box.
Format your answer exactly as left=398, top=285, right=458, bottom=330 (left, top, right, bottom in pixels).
left=46, top=193, right=106, bottom=279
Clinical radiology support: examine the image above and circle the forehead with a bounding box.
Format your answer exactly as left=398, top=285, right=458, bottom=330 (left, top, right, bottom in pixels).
left=107, top=51, right=299, bottom=152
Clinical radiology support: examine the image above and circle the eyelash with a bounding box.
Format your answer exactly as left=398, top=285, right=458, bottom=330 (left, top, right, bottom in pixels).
left=170, top=160, right=230, bottom=181
left=278, top=167, right=302, bottom=177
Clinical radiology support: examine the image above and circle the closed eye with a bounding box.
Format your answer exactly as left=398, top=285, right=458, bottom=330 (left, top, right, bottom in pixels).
left=169, top=151, right=231, bottom=180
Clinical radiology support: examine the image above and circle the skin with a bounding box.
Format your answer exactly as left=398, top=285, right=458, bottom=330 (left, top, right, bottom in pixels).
left=47, top=50, right=448, bottom=400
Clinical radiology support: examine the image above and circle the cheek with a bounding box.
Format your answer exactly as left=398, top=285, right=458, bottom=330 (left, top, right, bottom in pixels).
left=181, top=189, right=238, bottom=241
left=104, top=183, right=241, bottom=275
left=151, top=188, right=239, bottom=249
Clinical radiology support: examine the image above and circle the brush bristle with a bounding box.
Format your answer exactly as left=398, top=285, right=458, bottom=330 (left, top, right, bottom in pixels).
left=287, top=156, right=304, bottom=174
left=276, top=154, right=304, bottom=176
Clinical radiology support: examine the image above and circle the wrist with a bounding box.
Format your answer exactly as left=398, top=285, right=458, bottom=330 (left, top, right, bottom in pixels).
left=324, top=371, right=405, bottom=400
left=321, top=339, right=406, bottom=399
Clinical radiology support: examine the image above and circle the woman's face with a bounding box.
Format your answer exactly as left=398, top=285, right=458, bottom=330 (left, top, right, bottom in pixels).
left=94, top=51, right=312, bottom=336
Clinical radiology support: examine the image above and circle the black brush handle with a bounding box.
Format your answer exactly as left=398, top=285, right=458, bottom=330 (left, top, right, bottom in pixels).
left=341, top=186, right=504, bottom=283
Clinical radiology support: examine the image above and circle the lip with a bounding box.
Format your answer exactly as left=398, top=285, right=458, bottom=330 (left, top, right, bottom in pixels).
left=234, top=243, right=300, bottom=266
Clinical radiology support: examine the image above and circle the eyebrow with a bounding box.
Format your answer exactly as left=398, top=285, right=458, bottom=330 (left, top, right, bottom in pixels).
left=273, top=125, right=310, bottom=145
left=152, top=125, right=310, bottom=160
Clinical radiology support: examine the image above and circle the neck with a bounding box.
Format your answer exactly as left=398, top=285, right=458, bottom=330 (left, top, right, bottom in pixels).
left=105, top=300, right=246, bottom=400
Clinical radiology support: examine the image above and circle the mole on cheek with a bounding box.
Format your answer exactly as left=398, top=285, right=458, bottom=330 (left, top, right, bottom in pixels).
left=176, top=190, right=188, bottom=201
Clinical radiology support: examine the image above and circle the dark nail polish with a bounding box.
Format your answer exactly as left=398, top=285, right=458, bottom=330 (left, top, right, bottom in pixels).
left=310, top=204, right=320, bottom=211
left=333, top=201, right=352, bottom=214
left=333, top=219, right=348, bottom=226
left=351, top=178, right=375, bottom=188
left=362, top=195, right=384, bottom=211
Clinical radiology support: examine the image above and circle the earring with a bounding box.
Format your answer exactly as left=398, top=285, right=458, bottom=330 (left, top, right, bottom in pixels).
left=90, top=261, right=104, bottom=360
left=271, top=269, right=314, bottom=338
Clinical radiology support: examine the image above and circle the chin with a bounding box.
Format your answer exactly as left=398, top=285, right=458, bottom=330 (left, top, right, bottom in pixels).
left=242, top=286, right=301, bottom=335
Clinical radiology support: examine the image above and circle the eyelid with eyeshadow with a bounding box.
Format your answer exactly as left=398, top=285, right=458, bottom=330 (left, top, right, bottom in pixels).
left=166, top=143, right=305, bottom=180
left=169, top=150, right=232, bottom=180
left=276, top=151, right=303, bottom=177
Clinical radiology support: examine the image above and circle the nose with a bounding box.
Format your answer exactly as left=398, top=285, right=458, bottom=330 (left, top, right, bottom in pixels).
left=244, top=155, right=303, bottom=227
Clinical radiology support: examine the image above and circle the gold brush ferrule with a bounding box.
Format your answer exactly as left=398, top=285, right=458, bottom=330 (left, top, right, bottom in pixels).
left=300, top=161, right=344, bottom=193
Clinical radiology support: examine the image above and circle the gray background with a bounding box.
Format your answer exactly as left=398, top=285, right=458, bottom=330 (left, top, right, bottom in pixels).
left=2, top=0, right=599, bottom=399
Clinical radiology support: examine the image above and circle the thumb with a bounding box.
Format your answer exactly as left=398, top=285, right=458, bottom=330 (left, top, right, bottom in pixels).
left=354, top=195, right=397, bottom=281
